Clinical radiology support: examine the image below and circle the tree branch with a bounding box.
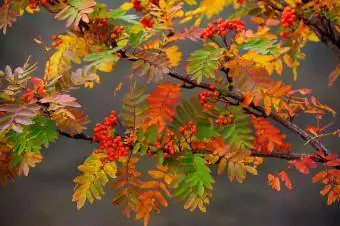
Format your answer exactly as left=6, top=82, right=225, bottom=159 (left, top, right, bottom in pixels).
left=57, top=130, right=333, bottom=165
left=115, top=49, right=333, bottom=155
left=166, top=70, right=331, bottom=155
left=58, top=130, right=94, bottom=142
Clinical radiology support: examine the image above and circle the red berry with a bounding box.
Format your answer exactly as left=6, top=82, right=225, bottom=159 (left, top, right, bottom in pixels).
left=51, top=35, right=57, bottom=40
left=101, top=18, right=108, bottom=25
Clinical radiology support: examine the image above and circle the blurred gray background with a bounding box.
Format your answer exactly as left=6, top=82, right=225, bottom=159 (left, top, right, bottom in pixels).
left=0, top=1, right=339, bottom=226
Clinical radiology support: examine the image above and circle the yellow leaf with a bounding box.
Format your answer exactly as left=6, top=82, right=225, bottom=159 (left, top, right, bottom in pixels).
left=235, top=163, right=246, bottom=183
left=165, top=46, right=182, bottom=67
left=283, top=54, right=294, bottom=68
left=103, top=162, right=117, bottom=178
left=284, top=0, right=296, bottom=7
left=217, top=158, right=227, bottom=175
left=265, top=63, right=274, bottom=75
left=164, top=175, right=173, bottom=184
left=197, top=199, right=206, bottom=212
left=119, top=2, right=133, bottom=11
left=274, top=59, right=283, bottom=75
left=264, top=95, right=272, bottom=116
left=44, top=34, right=88, bottom=80
left=97, top=61, right=114, bottom=72
left=245, top=165, right=258, bottom=175
left=242, top=51, right=275, bottom=64
left=227, top=161, right=235, bottom=182
left=185, top=0, right=197, bottom=5
left=308, top=31, right=320, bottom=42
left=200, top=0, right=231, bottom=18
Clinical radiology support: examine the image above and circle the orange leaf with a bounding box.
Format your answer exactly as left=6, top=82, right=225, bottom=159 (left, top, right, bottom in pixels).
left=154, top=191, right=168, bottom=207
left=326, top=159, right=340, bottom=167
left=144, top=83, right=182, bottom=130
left=312, top=171, right=327, bottom=183
left=278, top=171, right=292, bottom=189
left=268, top=173, right=281, bottom=191
left=327, top=191, right=337, bottom=205
left=159, top=182, right=171, bottom=197
left=320, top=184, right=331, bottom=196
left=251, top=116, right=290, bottom=154
left=140, top=181, right=159, bottom=189
left=148, top=170, right=164, bottom=179
left=294, top=162, right=309, bottom=174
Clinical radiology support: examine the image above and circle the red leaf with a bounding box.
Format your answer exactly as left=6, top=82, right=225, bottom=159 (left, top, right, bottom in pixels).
left=294, top=162, right=309, bottom=174
left=325, top=159, right=340, bottom=167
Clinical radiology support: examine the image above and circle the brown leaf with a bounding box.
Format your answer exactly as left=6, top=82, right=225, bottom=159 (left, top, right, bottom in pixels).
left=328, top=64, right=340, bottom=86
left=19, top=152, right=43, bottom=176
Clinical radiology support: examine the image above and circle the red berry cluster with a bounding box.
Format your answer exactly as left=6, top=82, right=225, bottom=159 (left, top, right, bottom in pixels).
left=28, top=0, right=60, bottom=9
left=0, top=155, right=10, bottom=165
left=215, top=113, right=234, bottom=126
left=281, top=7, right=296, bottom=28
left=93, top=111, right=129, bottom=161
left=179, top=121, right=197, bottom=136
left=22, top=87, right=46, bottom=102
left=90, top=18, right=111, bottom=27
left=198, top=89, right=219, bottom=109
left=132, top=0, right=143, bottom=11
left=132, top=0, right=160, bottom=28
left=147, top=127, right=176, bottom=157
left=51, top=35, right=63, bottom=47
left=110, top=25, right=125, bottom=39
left=140, top=16, right=155, bottom=28
left=147, top=127, right=175, bottom=158
left=132, top=0, right=159, bottom=11
left=200, top=18, right=245, bottom=40
left=28, top=0, right=40, bottom=10
left=22, top=78, right=47, bottom=102
left=236, top=0, right=246, bottom=4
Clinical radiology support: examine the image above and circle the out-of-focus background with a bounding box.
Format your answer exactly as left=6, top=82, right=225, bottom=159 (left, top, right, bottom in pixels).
left=0, top=1, right=339, bottom=226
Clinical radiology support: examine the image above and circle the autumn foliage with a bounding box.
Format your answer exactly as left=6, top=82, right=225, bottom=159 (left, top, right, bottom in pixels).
left=0, top=0, right=340, bottom=225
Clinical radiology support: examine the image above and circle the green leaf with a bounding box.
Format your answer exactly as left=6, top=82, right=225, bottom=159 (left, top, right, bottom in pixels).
left=195, top=123, right=219, bottom=141
left=120, top=83, right=148, bottom=130
left=7, top=116, right=58, bottom=156
left=217, top=106, right=254, bottom=150
left=156, top=151, right=164, bottom=165
left=107, top=8, right=139, bottom=24
left=145, top=125, right=158, bottom=144
left=187, top=46, right=224, bottom=84
left=239, top=37, right=280, bottom=55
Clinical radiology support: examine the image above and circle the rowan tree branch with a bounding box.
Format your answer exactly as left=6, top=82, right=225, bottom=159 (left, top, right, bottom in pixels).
left=55, top=60, right=334, bottom=163
left=115, top=49, right=332, bottom=155
left=57, top=130, right=93, bottom=142
left=57, top=130, right=332, bottom=165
